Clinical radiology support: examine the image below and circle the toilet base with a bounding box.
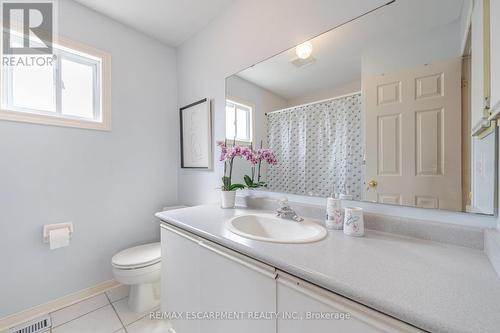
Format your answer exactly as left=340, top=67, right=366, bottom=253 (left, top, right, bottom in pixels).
left=128, top=281, right=160, bottom=312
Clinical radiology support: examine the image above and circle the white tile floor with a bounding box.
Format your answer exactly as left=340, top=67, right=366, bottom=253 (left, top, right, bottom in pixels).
left=46, top=285, right=171, bottom=333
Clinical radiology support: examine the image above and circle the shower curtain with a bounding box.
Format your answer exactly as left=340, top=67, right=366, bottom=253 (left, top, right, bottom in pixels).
left=267, top=93, right=363, bottom=199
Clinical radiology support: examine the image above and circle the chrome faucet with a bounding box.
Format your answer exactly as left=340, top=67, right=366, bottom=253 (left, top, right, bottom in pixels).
left=276, top=198, right=304, bottom=222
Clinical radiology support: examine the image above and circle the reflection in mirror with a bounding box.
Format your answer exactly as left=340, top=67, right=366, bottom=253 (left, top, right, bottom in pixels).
left=225, top=0, right=497, bottom=214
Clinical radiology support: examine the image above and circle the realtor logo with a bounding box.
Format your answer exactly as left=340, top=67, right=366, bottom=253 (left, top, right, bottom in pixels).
left=2, top=1, right=53, bottom=54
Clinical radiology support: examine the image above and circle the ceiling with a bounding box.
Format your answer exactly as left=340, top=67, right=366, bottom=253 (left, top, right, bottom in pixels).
left=73, top=0, right=234, bottom=46
left=236, top=0, right=466, bottom=101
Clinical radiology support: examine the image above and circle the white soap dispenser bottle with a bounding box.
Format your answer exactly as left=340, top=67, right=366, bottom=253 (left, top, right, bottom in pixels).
left=325, top=193, right=343, bottom=230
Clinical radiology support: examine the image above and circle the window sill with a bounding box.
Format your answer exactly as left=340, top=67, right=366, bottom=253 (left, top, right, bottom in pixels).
left=0, top=108, right=111, bottom=131
left=225, top=139, right=253, bottom=146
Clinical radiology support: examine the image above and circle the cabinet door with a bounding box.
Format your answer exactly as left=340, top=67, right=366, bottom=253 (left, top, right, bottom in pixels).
left=199, top=240, right=277, bottom=333
left=277, top=273, right=423, bottom=333
left=161, top=225, right=201, bottom=333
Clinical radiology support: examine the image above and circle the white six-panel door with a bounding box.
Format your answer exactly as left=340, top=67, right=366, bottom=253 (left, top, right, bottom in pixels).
left=364, top=57, right=462, bottom=210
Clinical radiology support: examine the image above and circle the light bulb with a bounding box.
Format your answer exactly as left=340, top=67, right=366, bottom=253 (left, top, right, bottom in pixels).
left=295, top=41, right=313, bottom=59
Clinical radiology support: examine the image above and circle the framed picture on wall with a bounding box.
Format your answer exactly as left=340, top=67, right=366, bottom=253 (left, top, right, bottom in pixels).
left=180, top=98, right=212, bottom=169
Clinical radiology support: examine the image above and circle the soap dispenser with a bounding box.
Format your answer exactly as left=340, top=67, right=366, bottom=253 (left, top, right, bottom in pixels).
left=325, top=193, right=343, bottom=230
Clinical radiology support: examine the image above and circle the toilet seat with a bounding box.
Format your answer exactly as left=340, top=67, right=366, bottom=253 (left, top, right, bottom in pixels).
left=112, top=242, right=161, bottom=270
left=111, top=242, right=161, bottom=313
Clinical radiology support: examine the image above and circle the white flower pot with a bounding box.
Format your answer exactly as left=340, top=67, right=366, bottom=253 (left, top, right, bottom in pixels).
left=221, top=190, right=236, bottom=208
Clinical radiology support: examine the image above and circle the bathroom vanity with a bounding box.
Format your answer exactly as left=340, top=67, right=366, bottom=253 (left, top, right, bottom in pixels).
left=156, top=205, right=500, bottom=333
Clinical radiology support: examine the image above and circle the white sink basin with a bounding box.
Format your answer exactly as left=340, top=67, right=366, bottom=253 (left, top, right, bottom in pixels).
left=226, top=214, right=327, bottom=243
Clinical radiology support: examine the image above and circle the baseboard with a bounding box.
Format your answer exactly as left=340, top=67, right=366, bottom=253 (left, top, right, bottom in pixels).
left=0, top=279, right=120, bottom=332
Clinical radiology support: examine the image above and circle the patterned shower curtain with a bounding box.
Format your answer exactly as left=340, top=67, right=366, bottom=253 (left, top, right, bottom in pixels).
left=266, top=93, right=363, bottom=199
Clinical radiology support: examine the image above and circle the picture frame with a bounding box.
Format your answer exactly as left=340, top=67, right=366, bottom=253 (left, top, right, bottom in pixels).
left=179, top=98, right=212, bottom=169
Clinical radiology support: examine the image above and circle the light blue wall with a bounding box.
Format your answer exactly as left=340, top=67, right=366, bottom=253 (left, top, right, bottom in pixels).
left=0, top=0, right=178, bottom=317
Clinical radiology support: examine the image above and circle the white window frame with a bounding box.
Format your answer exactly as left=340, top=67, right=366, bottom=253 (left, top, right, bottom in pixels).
left=0, top=35, right=111, bottom=131
left=225, top=97, right=254, bottom=145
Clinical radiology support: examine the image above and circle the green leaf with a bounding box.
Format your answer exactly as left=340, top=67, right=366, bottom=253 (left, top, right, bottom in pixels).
left=228, top=183, right=245, bottom=191
left=244, top=175, right=253, bottom=186
left=244, top=175, right=261, bottom=188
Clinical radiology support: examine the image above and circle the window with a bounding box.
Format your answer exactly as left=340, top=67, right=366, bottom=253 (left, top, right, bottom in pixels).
left=1, top=34, right=111, bottom=130
left=225, top=99, right=253, bottom=143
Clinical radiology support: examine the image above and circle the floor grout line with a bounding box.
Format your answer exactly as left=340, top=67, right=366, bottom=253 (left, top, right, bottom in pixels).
left=123, top=313, right=150, bottom=329
left=106, top=286, right=129, bottom=304
left=36, top=290, right=159, bottom=333
left=50, top=301, right=111, bottom=330
left=108, top=294, right=128, bottom=333
left=44, top=289, right=114, bottom=327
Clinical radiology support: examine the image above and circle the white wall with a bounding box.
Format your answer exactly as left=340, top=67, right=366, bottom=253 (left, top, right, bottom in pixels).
left=176, top=0, right=390, bottom=205
left=0, top=0, right=178, bottom=317
left=459, top=0, right=473, bottom=52
left=287, top=80, right=361, bottom=107
left=361, top=20, right=461, bottom=79
left=176, top=0, right=497, bottom=228
left=471, top=0, right=485, bottom=126
left=491, top=0, right=500, bottom=117
left=226, top=76, right=288, bottom=184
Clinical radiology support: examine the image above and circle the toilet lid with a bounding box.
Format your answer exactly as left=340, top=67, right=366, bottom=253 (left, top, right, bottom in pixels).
left=112, top=242, right=161, bottom=269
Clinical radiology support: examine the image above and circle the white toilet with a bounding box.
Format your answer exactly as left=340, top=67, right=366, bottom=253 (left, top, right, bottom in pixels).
left=112, top=242, right=161, bottom=312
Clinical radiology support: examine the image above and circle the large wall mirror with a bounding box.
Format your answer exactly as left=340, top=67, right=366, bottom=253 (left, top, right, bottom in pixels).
left=225, top=0, right=498, bottom=215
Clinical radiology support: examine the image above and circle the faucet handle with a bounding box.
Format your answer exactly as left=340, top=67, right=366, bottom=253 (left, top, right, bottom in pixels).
left=278, top=197, right=289, bottom=209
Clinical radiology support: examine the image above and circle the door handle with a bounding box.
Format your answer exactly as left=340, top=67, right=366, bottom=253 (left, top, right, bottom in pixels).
left=368, top=180, right=378, bottom=188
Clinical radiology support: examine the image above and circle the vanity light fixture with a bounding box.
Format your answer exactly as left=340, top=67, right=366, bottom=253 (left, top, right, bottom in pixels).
left=296, top=41, right=313, bottom=59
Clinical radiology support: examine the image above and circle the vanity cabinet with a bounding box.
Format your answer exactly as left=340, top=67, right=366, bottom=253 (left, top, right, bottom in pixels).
left=161, top=224, right=277, bottom=333
left=161, top=224, right=422, bottom=333
left=161, top=224, right=201, bottom=333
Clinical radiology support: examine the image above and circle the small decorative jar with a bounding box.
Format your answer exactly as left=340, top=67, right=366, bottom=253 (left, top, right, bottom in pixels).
left=343, top=207, right=364, bottom=237
left=325, top=197, right=343, bottom=230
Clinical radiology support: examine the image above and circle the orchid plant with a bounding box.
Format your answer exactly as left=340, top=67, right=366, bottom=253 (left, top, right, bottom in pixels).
left=218, top=140, right=246, bottom=191
left=243, top=142, right=278, bottom=189
left=218, top=140, right=278, bottom=191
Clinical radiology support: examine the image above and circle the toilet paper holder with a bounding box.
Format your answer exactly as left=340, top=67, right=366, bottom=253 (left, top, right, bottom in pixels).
left=43, top=222, right=74, bottom=243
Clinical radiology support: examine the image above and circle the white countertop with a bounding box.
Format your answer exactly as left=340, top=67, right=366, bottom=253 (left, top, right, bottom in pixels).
left=156, top=205, right=500, bottom=333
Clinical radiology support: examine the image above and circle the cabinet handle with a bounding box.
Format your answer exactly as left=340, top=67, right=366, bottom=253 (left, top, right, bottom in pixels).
left=161, top=223, right=200, bottom=243
left=163, top=223, right=277, bottom=279
left=199, top=241, right=277, bottom=279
